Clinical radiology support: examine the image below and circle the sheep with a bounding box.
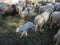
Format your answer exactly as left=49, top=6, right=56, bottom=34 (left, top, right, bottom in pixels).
left=16, top=1, right=24, bottom=15
left=27, top=6, right=33, bottom=11
left=39, top=4, right=54, bottom=14
left=28, top=9, right=35, bottom=16
left=51, top=11, right=60, bottom=23
left=51, top=2, right=60, bottom=11
left=16, top=5, right=23, bottom=15
left=5, top=6, right=14, bottom=14
left=51, top=2, right=60, bottom=7
left=4, top=0, right=20, bottom=6
left=16, top=22, right=35, bottom=38
left=50, top=11, right=60, bottom=28
left=55, top=4, right=60, bottom=11
left=54, top=29, right=60, bottom=45
left=0, top=3, right=13, bottom=14
left=21, top=8, right=28, bottom=18
left=21, top=7, right=35, bottom=18
left=26, top=4, right=35, bottom=16
left=2, top=0, right=11, bottom=6
left=34, top=9, right=53, bottom=31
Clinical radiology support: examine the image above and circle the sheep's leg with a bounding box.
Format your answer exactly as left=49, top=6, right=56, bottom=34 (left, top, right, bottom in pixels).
left=39, top=23, right=44, bottom=31
left=55, top=39, right=59, bottom=45
left=25, top=32, right=28, bottom=37
left=20, top=32, right=25, bottom=38
left=35, top=25, right=38, bottom=31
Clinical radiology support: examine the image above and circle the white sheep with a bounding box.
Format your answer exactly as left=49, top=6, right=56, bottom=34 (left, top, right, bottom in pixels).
left=27, top=6, right=33, bottom=11
left=28, top=9, right=35, bottom=16
left=0, top=3, right=13, bottom=14
left=4, top=0, right=20, bottom=6
left=39, top=4, right=54, bottom=14
left=21, top=7, right=35, bottom=18
left=16, top=5, right=23, bottom=15
left=51, top=11, right=60, bottom=23
left=54, top=29, right=60, bottom=45
left=16, top=22, right=35, bottom=38
left=50, top=11, right=60, bottom=28
left=16, top=1, right=24, bottom=15
left=34, top=9, right=53, bottom=31
left=21, top=8, right=28, bottom=18
left=26, top=5, right=35, bottom=17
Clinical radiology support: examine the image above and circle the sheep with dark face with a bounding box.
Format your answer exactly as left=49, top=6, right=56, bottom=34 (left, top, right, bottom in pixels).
left=16, top=22, right=35, bottom=38
left=55, top=4, right=60, bottom=11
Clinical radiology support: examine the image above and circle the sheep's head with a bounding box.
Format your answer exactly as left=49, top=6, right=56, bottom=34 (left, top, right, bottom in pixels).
left=27, top=22, right=35, bottom=30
